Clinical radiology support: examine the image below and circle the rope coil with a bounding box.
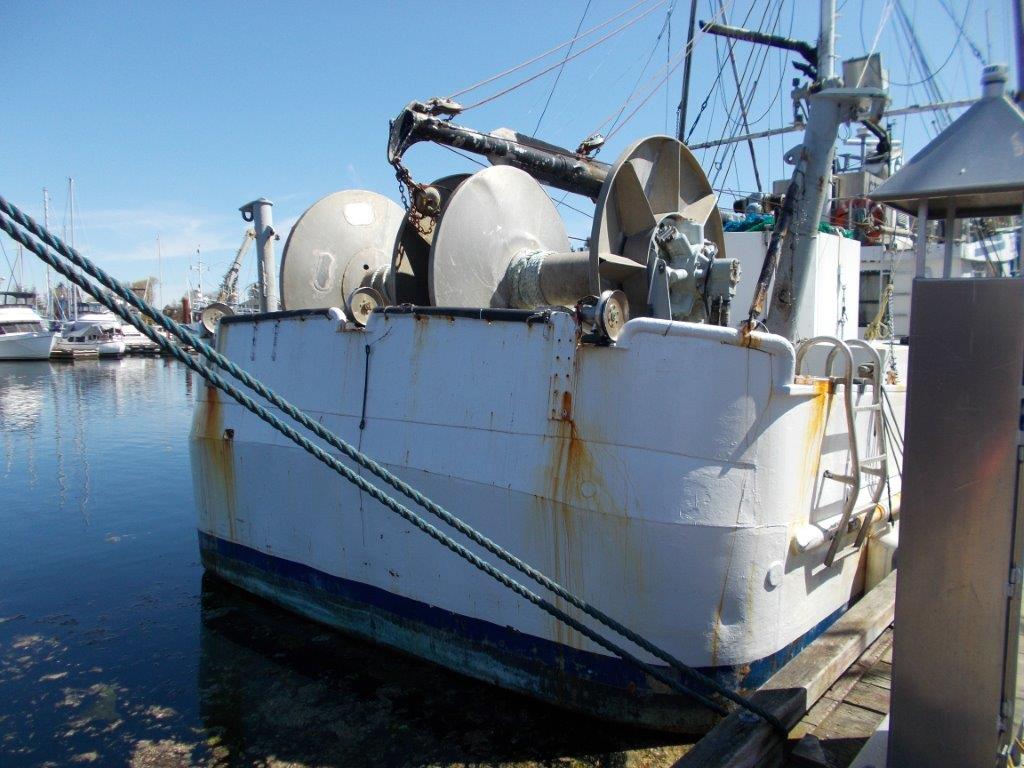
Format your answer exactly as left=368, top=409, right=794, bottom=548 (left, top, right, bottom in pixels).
left=0, top=194, right=786, bottom=734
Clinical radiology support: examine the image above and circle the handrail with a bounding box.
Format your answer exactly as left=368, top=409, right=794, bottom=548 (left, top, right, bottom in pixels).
left=795, top=336, right=861, bottom=567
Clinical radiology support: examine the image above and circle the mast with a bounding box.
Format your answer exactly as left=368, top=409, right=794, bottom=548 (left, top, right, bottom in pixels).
left=707, top=0, right=886, bottom=337
left=817, top=0, right=836, bottom=81
left=1015, top=0, right=1024, bottom=105
left=68, top=177, right=77, bottom=320
left=677, top=0, right=699, bottom=141
left=764, top=0, right=880, bottom=340
left=156, top=235, right=164, bottom=310
left=43, top=188, right=53, bottom=318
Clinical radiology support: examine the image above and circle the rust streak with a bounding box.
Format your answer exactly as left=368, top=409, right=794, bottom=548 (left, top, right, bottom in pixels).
left=201, top=389, right=238, bottom=540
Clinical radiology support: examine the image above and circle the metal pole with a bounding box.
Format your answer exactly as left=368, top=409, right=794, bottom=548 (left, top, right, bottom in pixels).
left=157, top=235, right=164, bottom=310
left=915, top=200, right=929, bottom=277
left=240, top=198, right=278, bottom=313
left=688, top=99, right=977, bottom=150
left=677, top=0, right=699, bottom=141
left=43, top=188, right=53, bottom=319
left=68, top=177, right=77, bottom=320
left=943, top=205, right=956, bottom=277
left=1014, top=0, right=1024, bottom=104
left=818, top=0, right=836, bottom=81
left=766, top=92, right=844, bottom=338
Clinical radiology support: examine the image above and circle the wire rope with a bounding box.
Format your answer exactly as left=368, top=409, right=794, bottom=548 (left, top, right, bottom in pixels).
left=533, top=0, right=594, bottom=135
left=460, top=3, right=666, bottom=111
left=449, top=0, right=659, bottom=99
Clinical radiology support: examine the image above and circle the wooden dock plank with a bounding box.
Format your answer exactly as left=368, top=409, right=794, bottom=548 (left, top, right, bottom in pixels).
left=815, top=702, right=886, bottom=767
left=843, top=681, right=890, bottom=714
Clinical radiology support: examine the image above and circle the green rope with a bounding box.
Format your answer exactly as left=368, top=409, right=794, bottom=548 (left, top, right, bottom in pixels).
left=0, top=196, right=789, bottom=733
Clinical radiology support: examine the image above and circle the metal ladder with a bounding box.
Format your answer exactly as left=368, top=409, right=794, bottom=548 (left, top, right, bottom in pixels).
left=795, top=337, right=889, bottom=567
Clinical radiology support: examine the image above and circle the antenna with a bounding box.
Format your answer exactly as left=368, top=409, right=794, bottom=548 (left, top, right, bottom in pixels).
left=191, top=247, right=209, bottom=302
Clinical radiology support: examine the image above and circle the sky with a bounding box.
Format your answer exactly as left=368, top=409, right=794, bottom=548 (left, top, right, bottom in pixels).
left=1, top=0, right=1016, bottom=308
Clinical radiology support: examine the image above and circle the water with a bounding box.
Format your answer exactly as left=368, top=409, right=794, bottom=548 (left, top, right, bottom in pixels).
left=0, top=358, right=689, bottom=767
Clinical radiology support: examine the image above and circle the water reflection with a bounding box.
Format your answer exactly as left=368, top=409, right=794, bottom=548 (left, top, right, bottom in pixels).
left=0, top=358, right=689, bottom=767
left=196, top=577, right=685, bottom=767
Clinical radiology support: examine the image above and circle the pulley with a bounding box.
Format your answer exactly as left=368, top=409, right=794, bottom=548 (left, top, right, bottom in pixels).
left=199, top=301, right=234, bottom=335
left=346, top=286, right=384, bottom=328
left=279, top=190, right=405, bottom=310
left=590, top=136, right=738, bottom=324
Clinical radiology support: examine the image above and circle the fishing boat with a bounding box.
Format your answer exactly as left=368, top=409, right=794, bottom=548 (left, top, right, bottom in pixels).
left=190, top=7, right=909, bottom=733
left=0, top=291, right=57, bottom=360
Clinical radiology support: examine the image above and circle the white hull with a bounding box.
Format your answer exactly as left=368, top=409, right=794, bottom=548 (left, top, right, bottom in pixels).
left=0, top=331, right=57, bottom=360
left=190, top=303, right=904, bottom=730
left=54, top=339, right=127, bottom=357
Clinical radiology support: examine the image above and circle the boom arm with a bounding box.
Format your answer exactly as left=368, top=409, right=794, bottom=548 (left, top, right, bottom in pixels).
left=216, top=229, right=255, bottom=304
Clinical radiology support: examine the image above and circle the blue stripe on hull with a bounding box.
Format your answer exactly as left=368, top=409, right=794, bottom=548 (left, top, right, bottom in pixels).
left=198, top=531, right=848, bottom=732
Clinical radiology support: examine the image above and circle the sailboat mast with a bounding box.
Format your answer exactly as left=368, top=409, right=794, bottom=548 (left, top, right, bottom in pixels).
left=156, top=235, right=164, bottom=311
left=43, top=188, right=53, bottom=319
left=68, top=177, right=78, bottom=320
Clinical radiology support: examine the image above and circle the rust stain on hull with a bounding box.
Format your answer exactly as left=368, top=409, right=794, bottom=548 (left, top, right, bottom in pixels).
left=540, top=389, right=606, bottom=651
left=198, top=388, right=238, bottom=540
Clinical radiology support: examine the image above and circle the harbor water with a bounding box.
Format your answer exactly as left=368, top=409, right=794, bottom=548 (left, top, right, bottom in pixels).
left=0, top=358, right=689, bottom=767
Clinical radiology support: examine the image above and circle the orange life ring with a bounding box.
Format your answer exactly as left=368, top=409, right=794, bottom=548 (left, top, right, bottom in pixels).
left=834, top=199, right=885, bottom=242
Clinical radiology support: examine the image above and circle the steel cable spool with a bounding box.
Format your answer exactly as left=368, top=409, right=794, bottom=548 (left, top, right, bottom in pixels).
left=390, top=174, right=470, bottom=305
left=279, top=190, right=405, bottom=310
left=428, top=166, right=571, bottom=308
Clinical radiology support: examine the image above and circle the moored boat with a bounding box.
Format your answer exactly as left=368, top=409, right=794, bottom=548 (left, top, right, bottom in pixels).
left=0, top=291, right=57, bottom=360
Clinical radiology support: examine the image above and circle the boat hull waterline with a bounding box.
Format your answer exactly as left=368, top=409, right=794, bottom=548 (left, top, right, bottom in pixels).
left=0, top=331, right=57, bottom=360
left=190, top=308, right=903, bottom=732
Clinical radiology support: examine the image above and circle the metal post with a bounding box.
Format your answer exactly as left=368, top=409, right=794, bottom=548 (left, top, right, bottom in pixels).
left=766, top=92, right=844, bottom=339
left=915, top=200, right=929, bottom=277
left=943, top=204, right=956, bottom=277
left=677, top=0, right=699, bottom=141
left=240, top=198, right=279, bottom=313
left=1014, top=0, right=1024, bottom=105
left=818, top=0, right=837, bottom=82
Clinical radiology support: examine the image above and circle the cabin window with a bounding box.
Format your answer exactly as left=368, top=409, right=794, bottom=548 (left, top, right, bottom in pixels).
left=0, top=321, right=44, bottom=334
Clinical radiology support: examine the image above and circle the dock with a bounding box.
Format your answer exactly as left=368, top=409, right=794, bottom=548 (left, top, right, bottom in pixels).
left=784, top=628, right=893, bottom=768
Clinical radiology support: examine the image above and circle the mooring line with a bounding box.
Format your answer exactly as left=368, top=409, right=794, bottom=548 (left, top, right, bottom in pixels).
left=0, top=196, right=787, bottom=733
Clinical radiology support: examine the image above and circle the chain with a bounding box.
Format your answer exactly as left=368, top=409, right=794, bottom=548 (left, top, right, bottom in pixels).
left=390, top=155, right=435, bottom=237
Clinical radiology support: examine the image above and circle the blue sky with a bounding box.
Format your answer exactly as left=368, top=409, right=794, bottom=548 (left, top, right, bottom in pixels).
left=2, top=0, right=1015, bottom=307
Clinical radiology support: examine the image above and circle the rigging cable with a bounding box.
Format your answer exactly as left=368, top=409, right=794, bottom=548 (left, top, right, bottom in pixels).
left=459, top=2, right=666, bottom=111
left=601, top=0, right=678, bottom=138
left=587, top=0, right=734, bottom=141
left=533, top=0, right=594, bottom=135
left=708, top=0, right=784, bottom=190
left=937, top=0, right=987, bottom=65
left=449, top=0, right=658, bottom=99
